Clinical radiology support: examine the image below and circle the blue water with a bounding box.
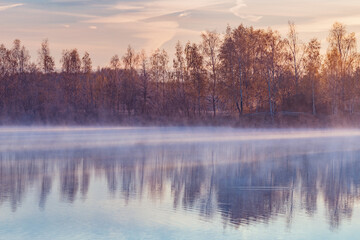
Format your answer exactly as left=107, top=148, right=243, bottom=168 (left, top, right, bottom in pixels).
left=0, top=127, right=360, bottom=240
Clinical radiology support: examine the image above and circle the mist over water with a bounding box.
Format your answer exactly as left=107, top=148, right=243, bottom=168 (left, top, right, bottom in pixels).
left=1, top=127, right=360, bottom=239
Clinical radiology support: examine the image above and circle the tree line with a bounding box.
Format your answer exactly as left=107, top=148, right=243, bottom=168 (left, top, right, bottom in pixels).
left=0, top=22, right=359, bottom=125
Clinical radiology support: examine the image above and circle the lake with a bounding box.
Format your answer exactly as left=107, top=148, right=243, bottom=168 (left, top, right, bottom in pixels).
left=0, top=127, right=360, bottom=240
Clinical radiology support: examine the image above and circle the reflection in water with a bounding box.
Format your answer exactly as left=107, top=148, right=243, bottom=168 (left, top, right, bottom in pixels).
left=1, top=134, right=360, bottom=232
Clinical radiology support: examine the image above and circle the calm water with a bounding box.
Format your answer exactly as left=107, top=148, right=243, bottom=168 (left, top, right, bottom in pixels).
left=1, top=127, right=360, bottom=240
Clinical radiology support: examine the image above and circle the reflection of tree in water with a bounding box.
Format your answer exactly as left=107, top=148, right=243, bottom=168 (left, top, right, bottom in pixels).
left=80, top=159, right=90, bottom=198
left=60, top=159, right=79, bottom=202
left=320, top=152, right=360, bottom=228
left=1, top=140, right=360, bottom=229
left=39, top=175, right=52, bottom=210
left=0, top=152, right=43, bottom=211
left=216, top=161, right=291, bottom=227
left=299, top=155, right=318, bottom=216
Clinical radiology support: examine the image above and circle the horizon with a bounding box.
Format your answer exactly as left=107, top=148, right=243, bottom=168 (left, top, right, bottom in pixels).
left=2, top=0, right=360, bottom=67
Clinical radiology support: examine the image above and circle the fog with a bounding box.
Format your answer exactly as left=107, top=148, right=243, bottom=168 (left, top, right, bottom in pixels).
left=2, top=126, right=360, bottom=152
left=1, top=127, right=360, bottom=239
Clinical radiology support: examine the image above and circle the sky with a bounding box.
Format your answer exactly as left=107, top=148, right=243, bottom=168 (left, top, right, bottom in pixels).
left=1, top=0, right=360, bottom=68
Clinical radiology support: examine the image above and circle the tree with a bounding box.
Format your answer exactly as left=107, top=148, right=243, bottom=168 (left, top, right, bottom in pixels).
left=185, top=42, right=206, bottom=117
left=110, top=55, right=121, bottom=70
left=80, top=52, right=93, bottom=117
left=60, top=49, right=82, bottom=118
left=220, top=26, right=237, bottom=116
left=304, top=38, right=321, bottom=115
left=201, top=30, right=221, bottom=117
left=139, top=50, right=150, bottom=115
left=122, top=45, right=139, bottom=115
left=82, top=52, right=92, bottom=74
left=150, top=48, right=169, bottom=114
left=260, top=30, right=286, bottom=121
left=38, top=39, right=55, bottom=74
left=232, top=25, right=250, bottom=116
left=327, top=22, right=357, bottom=113
left=61, top=49, right=81, bottom=74
left=1, top=22, right=360, bottom=125
left=173, top=41, right=188, bottom=117
left=15, top=40, right=30, bottom=74
left=286, top=21, right=305, bottom=95
left=109, top=54, right=121, bottom=115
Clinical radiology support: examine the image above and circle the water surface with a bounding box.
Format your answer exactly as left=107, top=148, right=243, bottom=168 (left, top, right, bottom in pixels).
left=1, top=127, right=360, bottom=240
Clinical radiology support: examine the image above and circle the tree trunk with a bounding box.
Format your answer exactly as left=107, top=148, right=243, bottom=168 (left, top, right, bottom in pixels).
left=312, top=78, right=316, bottom=115
left=267, top=70, right=274, bottom=122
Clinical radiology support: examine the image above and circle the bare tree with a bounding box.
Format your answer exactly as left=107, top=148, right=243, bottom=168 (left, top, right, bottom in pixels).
left=139, top=50, right=150, bottom=115
left=82, top=52, right=92, bottom=74
left=0, top=22, right=360, bottom=125
left=201, top=30, right=221, bottom=118
left=150, top=48, right=169, bottom=114
left=61, top=49, right=81, bottom=74
left=110, top=55, right=121, bottom=70
left=327, top=22, right=357, bottom=112
left=38, top=39, right=55, bottom=74
left=121, top=45, right=139, bottom=115
left=185, top=42, right=206, bottom=117
left=286, top=21, right=305, bottom=94
left=173, top=41, right=188, bottom=117
left=220, top=26, right=237, bottom=117
left=304, top=38, right=321, bottom=115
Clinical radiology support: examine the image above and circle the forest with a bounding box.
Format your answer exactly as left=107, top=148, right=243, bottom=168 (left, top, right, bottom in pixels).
left=0, top=22, right=359, bottom=126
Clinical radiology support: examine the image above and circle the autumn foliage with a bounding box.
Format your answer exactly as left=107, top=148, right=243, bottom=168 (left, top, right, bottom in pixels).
left=1, top=22, right=360, bottom=126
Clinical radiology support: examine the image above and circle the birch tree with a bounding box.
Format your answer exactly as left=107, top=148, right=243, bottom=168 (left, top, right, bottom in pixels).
left=201, top=30, right=221, bottom=117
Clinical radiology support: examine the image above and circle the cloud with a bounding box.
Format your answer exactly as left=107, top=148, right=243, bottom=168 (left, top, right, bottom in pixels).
left=32, top=9, right=96, bottom=18
left=290, top=14, right=360, bottom=33
left=83, top=0, right=227, bottom=51
left=230, top=0, right=262, bottom=22
left=88, top=0, right=227, bottom=24
left=178, top=12, right=190, bottom=18
left=230, top=0, right=246, bottom=15
left=228, top=0, right=360, bottom=19
left=134, top=21, right=179, bottom=50
left=0, top=3, right=23, bottom=11
left=237, top=14, right=262, bottom=22
left=113, top=4, right=144, bottom=11
left=7, top=0, right=360, bottom=68
left=86, top=13, right=150, bottom=23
